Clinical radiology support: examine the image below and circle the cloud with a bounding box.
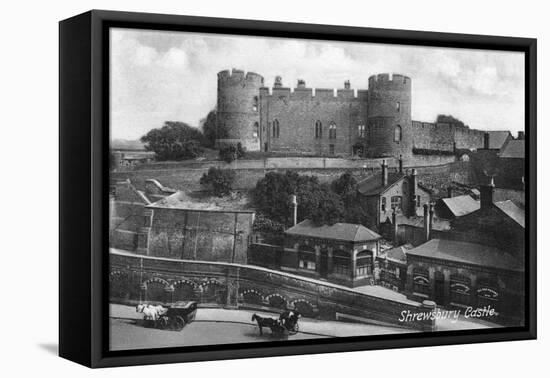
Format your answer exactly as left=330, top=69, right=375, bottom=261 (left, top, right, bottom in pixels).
left=110, top=28, right=524, bottom=140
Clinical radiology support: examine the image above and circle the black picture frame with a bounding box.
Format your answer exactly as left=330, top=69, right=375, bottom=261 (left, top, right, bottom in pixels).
left=59, top=9, right=537, bottom=368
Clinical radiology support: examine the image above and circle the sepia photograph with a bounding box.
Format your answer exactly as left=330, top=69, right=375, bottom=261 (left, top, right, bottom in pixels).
left=107, top=27, right=526, bottom=352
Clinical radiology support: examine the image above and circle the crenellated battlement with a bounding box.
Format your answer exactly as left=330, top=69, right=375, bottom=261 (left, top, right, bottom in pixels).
left=368, top=73, right=411, bottom=90
left=217, top=68, right=264, bottom=86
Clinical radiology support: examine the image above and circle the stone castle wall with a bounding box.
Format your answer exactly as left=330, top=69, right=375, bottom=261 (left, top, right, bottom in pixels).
left=259, top=84, right=368, bottom=156
left=216, top=69, right=489, bottom=158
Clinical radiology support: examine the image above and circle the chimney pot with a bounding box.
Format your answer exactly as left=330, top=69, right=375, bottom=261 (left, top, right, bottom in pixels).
left=480, top=177, right=495, bottom=209
left=382, top=160, right=388, bottom=187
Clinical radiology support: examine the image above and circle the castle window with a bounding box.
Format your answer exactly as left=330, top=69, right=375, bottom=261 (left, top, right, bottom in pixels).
left=329, top=122, right=337, bottom=139
left=253, top=96, right=259, bottom=112
left=272, top=119, right=280, bottom=138
left=314, top=120, right=322, bottom=139
left=329, top=144, right=335, bottom=155
left=358, top=124, right=366, bottom=138
left=396, top=101, right=401, bottom=112
left=253, top=122, right=259, bottom=138
left=394, top=125, right=402, bottom=142
left=381, top=197, right=386, bottom=212
left=416, top=195, right=421, bottom=207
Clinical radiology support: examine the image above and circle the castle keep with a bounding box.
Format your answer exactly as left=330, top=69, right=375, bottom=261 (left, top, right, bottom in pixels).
left=216, top=69, right=487, bottom=157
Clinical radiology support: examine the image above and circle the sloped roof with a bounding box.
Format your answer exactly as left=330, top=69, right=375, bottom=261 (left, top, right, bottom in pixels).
left=440, top=195, right=480, bottom=217
left=499, top=139, right=525, bottom=159
left=381, top=244, right=413, bottom=264
left=285, top=220, right=381, bottom=242
left=407, top=239, right=522, bottom=271
left=357, top=172, right=405, bottom=196
left=487, top=131, right=512, bottom=149
left=147, top=191, right=254, bottom=212
left=494, top=200, right=525, bottom=228
left=395, top=214, right=451, bottom=231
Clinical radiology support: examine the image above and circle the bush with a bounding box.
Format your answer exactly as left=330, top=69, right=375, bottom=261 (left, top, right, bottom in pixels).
left=219, top=143, right=246, bottom=163
left=199, top=167, right=236, bottom=196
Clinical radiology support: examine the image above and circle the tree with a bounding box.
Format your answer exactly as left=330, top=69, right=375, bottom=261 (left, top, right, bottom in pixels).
left=140, top=121, right=205, bottom=161
left=199, top=167, right=236, bottom=197
left=219, top=143, right=246, bottom=163
left=331, top=172, right=357, bottom=196
left=253, top=171, right=344, bottom=226
left=200, top=110, right=218, bottom=148
left=436, top=114, right=466, bottom=127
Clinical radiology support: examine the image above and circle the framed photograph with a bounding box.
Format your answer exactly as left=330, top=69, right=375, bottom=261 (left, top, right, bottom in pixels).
left=59, top=10, right=536, bottom=368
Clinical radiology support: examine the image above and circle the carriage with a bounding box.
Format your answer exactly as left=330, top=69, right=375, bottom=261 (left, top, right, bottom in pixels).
left=251, top=310, right=301, bottom=336
left=144, top=301, right=198, bottom=331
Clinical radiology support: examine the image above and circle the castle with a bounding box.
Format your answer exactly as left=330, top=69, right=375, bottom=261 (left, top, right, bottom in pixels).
left=216, top=69, right=487, bottom=157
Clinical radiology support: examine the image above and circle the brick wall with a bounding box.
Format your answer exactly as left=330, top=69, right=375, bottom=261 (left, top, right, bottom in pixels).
left=148, top=208, right=254, bottom=263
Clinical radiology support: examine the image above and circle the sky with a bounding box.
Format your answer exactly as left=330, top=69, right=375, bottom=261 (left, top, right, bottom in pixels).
left=110, top=28, right=525, bottom=141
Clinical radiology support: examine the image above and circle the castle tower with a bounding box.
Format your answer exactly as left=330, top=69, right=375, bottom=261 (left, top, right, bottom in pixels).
left=366, top=73, right=412, bottom=157
left=216, top=69, right=264, bottom=151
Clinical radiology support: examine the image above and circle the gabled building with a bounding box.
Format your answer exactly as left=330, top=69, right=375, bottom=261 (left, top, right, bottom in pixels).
left=282, top=220, right=382, bottom=287
left=357, top=160, right=431, bottom=230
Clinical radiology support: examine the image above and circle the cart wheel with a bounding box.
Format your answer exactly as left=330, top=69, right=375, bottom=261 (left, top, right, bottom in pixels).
left=174, top=316, right=186, bottom=331
left=157, top=316, right=168, bottom=330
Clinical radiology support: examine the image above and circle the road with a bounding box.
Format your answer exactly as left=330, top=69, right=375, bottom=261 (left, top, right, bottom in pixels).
left=109, top=304, right=416, bottom=351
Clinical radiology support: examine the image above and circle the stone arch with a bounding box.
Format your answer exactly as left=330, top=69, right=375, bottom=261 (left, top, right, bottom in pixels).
left=143, top=277, right=170, bottom=303
left=201, top=279, right=226, bottom=304
left=241, top=289, right=264, bottom=305
left=265, top=293, right=288, bottom=310
left=291, top=299, right=316, bottom=318
left=173, top=279, right=199, bottom=302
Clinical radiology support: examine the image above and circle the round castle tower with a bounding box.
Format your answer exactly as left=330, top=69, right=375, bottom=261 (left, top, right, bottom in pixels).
left=216, top=69, right=264, bottom=151
left=366, top=73, right=412, bottom=157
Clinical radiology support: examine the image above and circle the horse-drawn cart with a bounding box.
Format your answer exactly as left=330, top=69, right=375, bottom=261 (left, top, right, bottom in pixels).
left=138, top=301, right=198, bottom=331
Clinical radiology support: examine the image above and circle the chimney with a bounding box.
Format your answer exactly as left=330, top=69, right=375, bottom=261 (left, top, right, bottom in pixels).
left=398, top=155, right=403, bottom=173
left=274, top=75, right=283, bottom=87
left=392, top=209, right=398, bottom=242
left=297, top=79, right=306, bottom=89
left=410, top=169, right=417, bottom=216
left=429, top=203, right=435, bottom=236
left=447, top=186, right=453, bottom=198
left=480, top=177, right=495, bottom=209
left=290, top=194, right=298, bottom=226
left=381, top=160, right=388, bottom=187
left=423, top=204, right=430, bottom=242
left=344, top=80, right=351, bottom=89
left=483, top=132, right=490, bottom=149
left=518, top=131, right=525, bottom=140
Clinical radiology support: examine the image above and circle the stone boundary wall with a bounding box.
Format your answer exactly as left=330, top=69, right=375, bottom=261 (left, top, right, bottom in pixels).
left=120, top=155, right=456, bottom=172
left=110, top=250, right=436, bottom=331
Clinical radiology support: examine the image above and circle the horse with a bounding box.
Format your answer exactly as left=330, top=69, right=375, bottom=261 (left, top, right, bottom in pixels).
left=251, top=314, right=279, bottom=335
left=136, top=304, right=164, bottom=321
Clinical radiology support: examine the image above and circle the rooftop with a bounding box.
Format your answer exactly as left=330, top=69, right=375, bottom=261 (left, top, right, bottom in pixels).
left=379, top=244, right=412, bottom=264
left=147, top=191, right=254, bottom=213
left=499, top=139, right=525, bottom=159
left=487, top=131, right=512, bottom=150
left=440, top=195, right=480, bottom=218
left=494, top=200, right=525, bottom=228
left=407, top=239, right=522, bottom=272
left=285, top=219, right=381, bottom=242
left=357, top=172, right=405, bottom=196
